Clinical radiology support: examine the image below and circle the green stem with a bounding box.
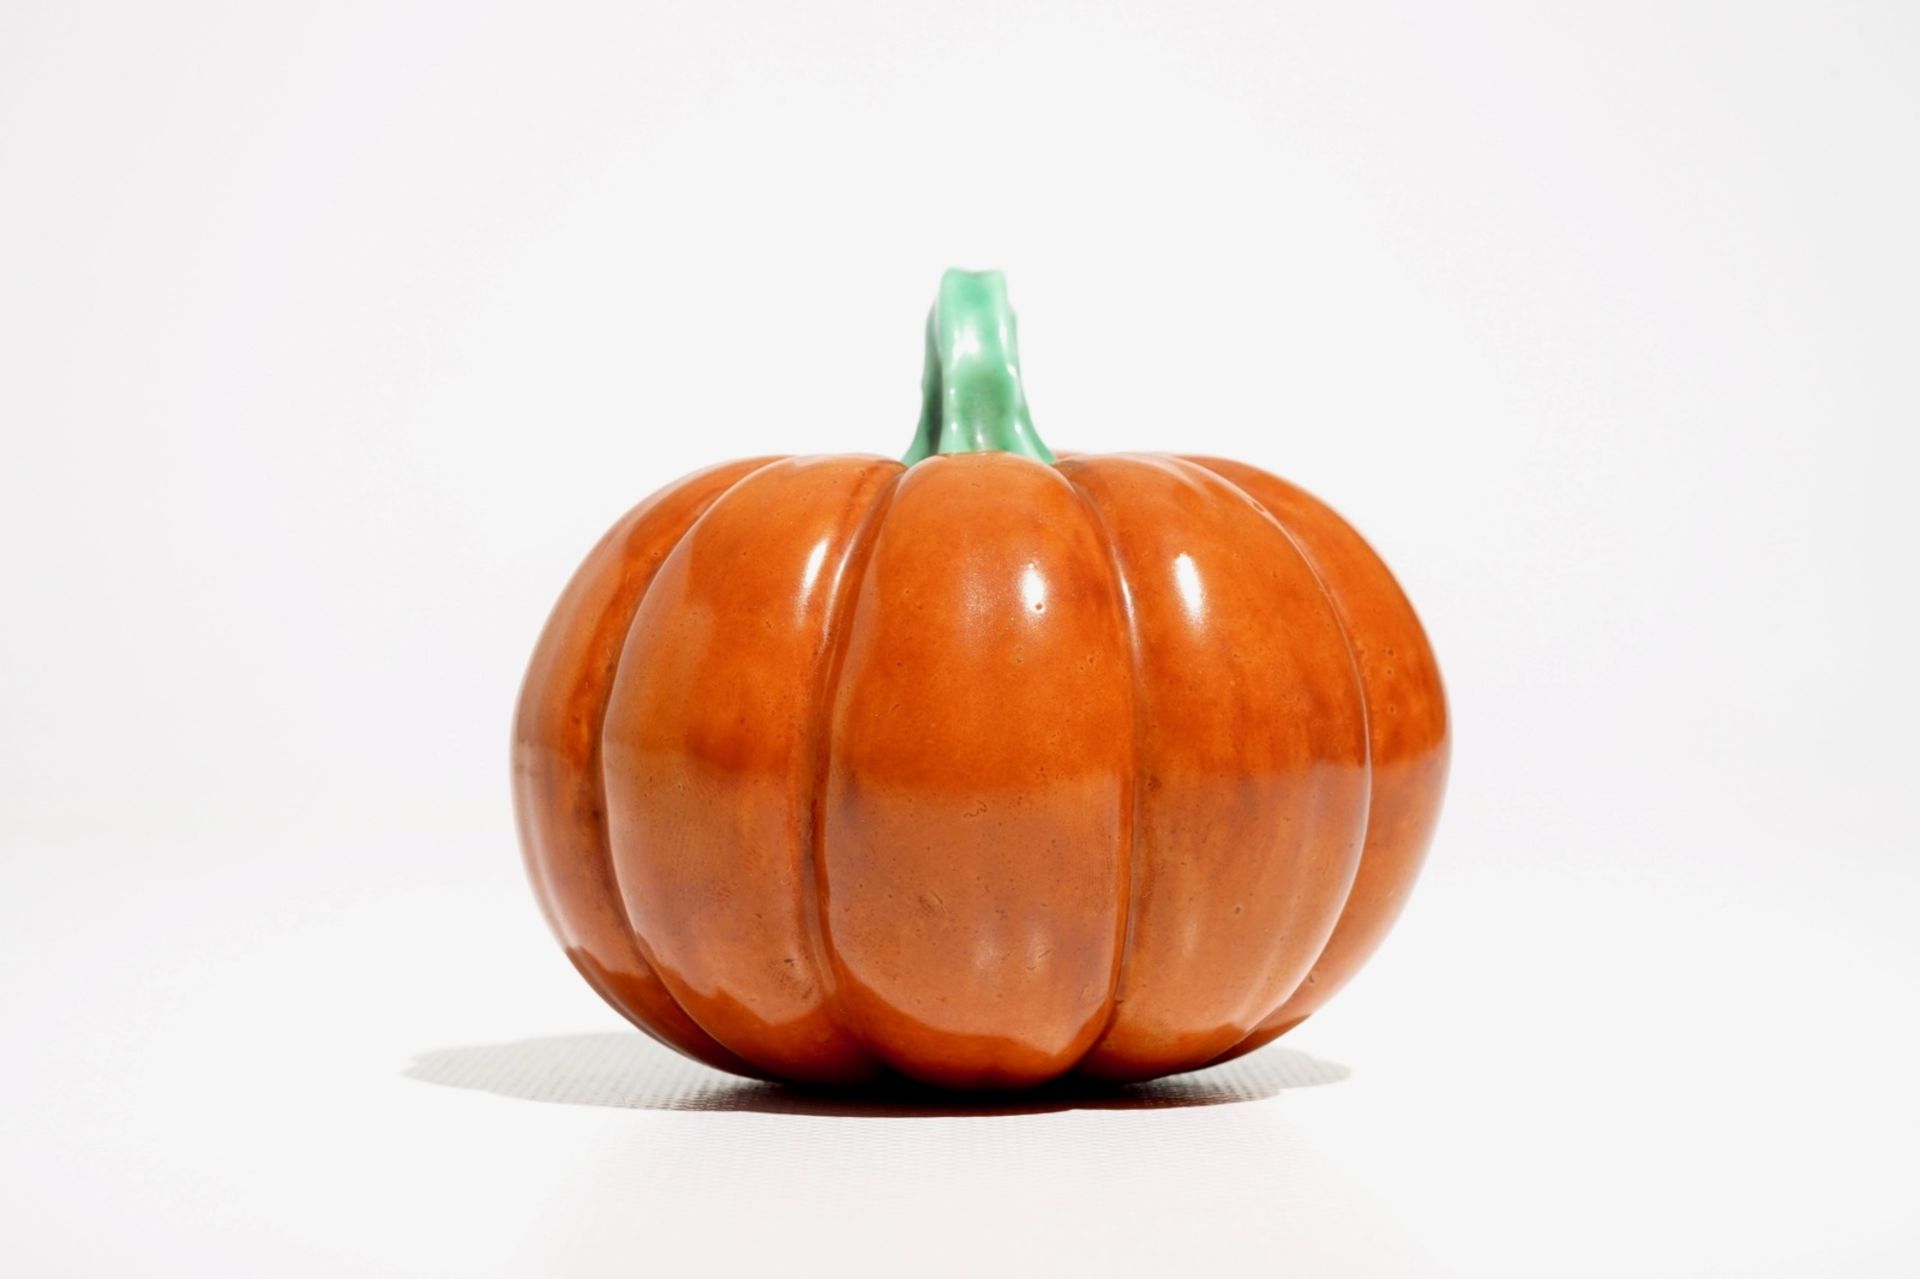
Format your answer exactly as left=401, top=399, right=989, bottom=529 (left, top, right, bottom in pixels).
left=901, top=269, right=1056, bottom=465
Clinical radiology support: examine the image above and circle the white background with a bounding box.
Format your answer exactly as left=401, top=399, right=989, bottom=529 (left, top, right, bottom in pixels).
left=3, top=1, right=1917, bottom=1274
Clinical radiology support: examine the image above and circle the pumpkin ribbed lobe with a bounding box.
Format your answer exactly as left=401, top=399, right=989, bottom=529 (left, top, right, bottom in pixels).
left=1182, top=456, right=1449, bottom=1063
left=511, top=456, right=785, bottom=1079
left=1165, top=456, right=1377, bottom=1068
left=819, top=454, right=1132, bottom=1087
left=600, top=456, right=904, bottom=1084
left=1058, top=455, right=1372, bottom=1082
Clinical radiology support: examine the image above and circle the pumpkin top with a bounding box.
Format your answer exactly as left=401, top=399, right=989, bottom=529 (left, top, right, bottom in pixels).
left=901, top=269, right=1056, bottom=466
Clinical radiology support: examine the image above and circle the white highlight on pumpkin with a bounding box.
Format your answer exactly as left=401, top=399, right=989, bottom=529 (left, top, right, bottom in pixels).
left=797, top=538, right=830, bottom=615
left=1020, top=563, right=1047, bottom=614
left=1173, top=552, right=1207, bottom=623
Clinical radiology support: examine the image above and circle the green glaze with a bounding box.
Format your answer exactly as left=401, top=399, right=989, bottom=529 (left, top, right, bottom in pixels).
left=902, top=269, right=1056, bottom=465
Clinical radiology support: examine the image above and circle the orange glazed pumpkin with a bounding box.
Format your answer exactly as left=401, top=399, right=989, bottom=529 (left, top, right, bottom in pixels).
left=512, top=272, right=1448, bottom=1088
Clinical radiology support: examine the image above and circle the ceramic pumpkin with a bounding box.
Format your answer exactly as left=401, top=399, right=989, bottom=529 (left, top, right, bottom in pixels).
left=512, top=270, right=1448, bottom=1089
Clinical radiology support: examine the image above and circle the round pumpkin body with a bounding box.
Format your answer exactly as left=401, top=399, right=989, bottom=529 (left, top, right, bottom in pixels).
left=512, top=446, right=1448, bottom=1089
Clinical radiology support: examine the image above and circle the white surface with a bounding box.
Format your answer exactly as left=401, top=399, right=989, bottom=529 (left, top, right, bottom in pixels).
left=3, top=2, right=1917, bottom=1274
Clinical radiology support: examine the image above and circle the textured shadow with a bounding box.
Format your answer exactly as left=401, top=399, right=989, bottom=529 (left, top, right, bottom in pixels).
left=405, top=1032, right=1347, bottom=1117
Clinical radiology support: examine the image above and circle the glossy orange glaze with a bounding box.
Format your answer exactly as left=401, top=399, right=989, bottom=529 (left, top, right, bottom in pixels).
left=513, top=451, right=1447, bottom=1088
